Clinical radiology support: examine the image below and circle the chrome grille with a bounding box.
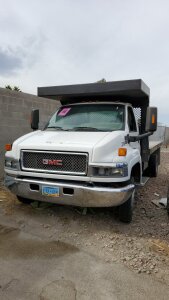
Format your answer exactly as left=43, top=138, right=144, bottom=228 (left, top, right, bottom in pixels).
left=21, top=151, right=88, bottom=175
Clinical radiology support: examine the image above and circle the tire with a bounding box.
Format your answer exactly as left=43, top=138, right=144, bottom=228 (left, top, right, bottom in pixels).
left=167, top=188, right=169, bottom=215
left=148, top=154, right=158, bottom=177
left=119, top=190, right=135, bottom=223
left=17, top=196, right=32, bottom=204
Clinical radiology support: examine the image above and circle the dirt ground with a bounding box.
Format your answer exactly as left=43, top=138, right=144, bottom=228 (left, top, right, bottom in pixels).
left=0, top=149, right=169, bottom=299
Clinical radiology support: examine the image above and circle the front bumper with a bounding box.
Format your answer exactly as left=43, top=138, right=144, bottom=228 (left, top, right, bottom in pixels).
left=5, top=175, right=135, bottom=207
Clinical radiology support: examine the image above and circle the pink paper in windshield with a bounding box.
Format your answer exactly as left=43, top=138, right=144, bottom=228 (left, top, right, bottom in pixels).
left=58, top=107, right=71, bottom=116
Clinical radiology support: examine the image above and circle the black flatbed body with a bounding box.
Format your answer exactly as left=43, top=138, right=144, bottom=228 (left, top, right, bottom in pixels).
left=149, top=141, right=162, bottom=155
left=38, top=79, right=149, bottom=107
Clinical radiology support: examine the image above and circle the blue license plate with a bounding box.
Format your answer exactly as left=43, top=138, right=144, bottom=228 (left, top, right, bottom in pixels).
left=42, top=186, right=59, bottom=197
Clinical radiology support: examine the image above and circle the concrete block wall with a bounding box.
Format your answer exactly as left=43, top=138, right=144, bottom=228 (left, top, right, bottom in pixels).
left=164, top=127, right=169, bottom=145
left=0, top=88, right=60, bottom=178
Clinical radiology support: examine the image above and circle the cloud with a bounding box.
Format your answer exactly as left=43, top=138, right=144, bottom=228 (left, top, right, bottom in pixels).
left=0, top=47, right=23, bottom=75
left=20, top=33, right=47, bottom=67
left=0, top=32, right=46, bottom=77
left=0, top=0, right=169, bottom=125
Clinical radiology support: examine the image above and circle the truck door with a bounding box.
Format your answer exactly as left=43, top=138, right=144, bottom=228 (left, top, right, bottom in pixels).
left=127, top=106, right=140, bottom=150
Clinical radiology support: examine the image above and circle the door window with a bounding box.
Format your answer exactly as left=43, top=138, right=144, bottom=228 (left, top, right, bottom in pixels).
left=128, top=107, right=137, bottom=132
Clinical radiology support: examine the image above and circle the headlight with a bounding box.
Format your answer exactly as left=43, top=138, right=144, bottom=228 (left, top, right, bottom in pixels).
left=5, top=158, right=19, bottom=170
left=5, top=160, right=12, bottom=168
left=92, top=163, right=128, bottom=177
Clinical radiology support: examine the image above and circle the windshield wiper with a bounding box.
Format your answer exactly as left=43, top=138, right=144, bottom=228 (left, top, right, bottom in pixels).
left=46, top=126, right=109, bottom=132
left=72, top=126, right=105, bottom=131
left=46, top=126, right=66, bottom=131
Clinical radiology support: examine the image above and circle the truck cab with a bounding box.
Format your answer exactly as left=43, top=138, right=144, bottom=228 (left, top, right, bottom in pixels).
left=4, top=79, right=160, bottom=223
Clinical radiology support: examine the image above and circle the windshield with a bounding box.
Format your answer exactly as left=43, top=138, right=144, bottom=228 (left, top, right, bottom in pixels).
left=45, top=104, right=125, bottom=132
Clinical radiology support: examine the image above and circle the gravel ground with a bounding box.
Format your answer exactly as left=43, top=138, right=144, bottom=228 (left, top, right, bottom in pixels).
left=0, top=149, right=169, bottom=287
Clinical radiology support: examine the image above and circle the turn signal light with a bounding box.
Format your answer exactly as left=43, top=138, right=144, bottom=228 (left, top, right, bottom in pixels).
left=118, top=148, right=127, bottom=156
left=5, top=144, right=12, bottom=151
left=152, top=114, right=155, bottom=124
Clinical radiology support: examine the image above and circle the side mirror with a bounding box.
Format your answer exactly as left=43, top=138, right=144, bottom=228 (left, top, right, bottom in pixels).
left=31, top=109, right=39, bottom=130
left=145, top=107, right=157, bottom=132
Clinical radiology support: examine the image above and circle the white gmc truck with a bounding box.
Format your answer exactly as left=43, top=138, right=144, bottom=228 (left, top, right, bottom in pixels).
left=4, top=79, right=161, bottom=222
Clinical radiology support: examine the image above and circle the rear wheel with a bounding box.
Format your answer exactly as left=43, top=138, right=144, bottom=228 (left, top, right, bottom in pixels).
left=119, top=190, right=135, bottom=223
left=148, top=153, right=158, bottom=177
left=17, top=196, right=32, bottom=204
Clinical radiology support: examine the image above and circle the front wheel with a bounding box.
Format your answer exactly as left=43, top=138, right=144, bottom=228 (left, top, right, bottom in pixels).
left=17, top=196, right=32, bottom=204
left=119, top=190, right=135, bottom=223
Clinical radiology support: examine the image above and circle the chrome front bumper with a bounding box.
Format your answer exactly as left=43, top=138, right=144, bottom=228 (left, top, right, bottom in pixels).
left=5, top=175, right=135, bottom=207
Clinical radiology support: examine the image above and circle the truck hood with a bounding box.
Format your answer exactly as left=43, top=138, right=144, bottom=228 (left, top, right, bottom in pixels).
left=10, top=130, right=126, bottom=163
left=11, top=130, right=109, bottom=157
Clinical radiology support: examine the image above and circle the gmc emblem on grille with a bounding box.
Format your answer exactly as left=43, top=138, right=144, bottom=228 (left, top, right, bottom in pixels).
left=42, top=159, right=63, bottom=166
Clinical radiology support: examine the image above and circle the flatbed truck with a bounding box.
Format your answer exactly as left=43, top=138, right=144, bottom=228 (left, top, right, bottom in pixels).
left=4, top=79, right=162, bottom=222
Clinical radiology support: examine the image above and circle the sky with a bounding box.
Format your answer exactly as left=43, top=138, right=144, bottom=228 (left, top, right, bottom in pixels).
left=0, top=0, right=169, bottom=125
